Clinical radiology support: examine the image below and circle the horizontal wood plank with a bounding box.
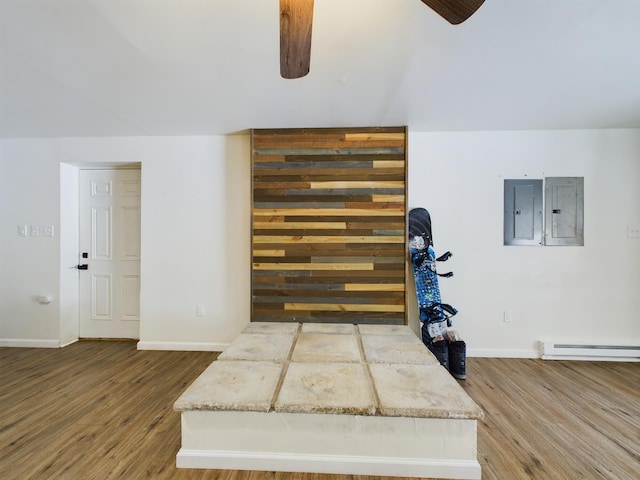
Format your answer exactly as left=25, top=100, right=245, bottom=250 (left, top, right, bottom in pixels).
left=253, top=249, right=286, bottom=257
left=253, top=262, right=374, bottom=271
left=253, top=208, right=404, bottom=217
left=253, top=222, right=348, bottom=229
left=253, top=235, right=404, bottom=244
left=284, top=303, right=405, bottom=313
left=345, top=283, right=405, bottom=292
left=309, top=181, right=405, bottom=189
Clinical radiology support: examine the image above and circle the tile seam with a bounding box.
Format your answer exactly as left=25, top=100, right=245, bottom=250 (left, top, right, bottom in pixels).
left=269, top=322, right=302, bottom=411
left=355, top=324, right=381, bottom=415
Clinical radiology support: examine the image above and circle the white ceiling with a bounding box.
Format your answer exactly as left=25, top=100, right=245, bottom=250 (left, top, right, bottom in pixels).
left=1, top=0, right=639, bottom=139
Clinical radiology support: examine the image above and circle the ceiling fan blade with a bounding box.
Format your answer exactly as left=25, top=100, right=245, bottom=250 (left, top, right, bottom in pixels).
left=421, top=0, right=485, bottom=25
left=280, top=0, right=314, bottom=79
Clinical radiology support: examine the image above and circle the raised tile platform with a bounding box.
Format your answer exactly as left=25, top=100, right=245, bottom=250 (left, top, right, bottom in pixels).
left=174, top=323, right=483, bottom=479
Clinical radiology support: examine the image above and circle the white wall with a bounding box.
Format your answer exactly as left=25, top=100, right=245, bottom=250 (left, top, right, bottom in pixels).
left=137, top=136, right=251, bottom=349
left=1, top=128, right=638, bottom=355
left=408, top=129, right=640, bottom=356
left=1, top=145, right=61, bottom=346
left=0, top=135, right=251, bottom=349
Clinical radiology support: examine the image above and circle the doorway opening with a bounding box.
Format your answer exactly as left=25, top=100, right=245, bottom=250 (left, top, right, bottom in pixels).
left=59, top=163, right=141, bottom=345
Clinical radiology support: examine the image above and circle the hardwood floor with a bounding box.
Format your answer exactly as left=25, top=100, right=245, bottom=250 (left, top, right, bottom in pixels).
left=1, top=341, right=638, bottom=480
left=463, top=357, right=640, bottom=480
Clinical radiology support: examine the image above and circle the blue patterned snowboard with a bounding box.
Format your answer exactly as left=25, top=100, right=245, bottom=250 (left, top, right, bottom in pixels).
left=409, top=208, right=451, bottom=343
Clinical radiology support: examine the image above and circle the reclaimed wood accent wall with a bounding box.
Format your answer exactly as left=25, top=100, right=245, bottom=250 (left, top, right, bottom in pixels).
left=251, top=126, right=407, bottom=324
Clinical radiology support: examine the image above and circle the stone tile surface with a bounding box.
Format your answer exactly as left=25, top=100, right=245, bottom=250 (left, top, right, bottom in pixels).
left=218, top=333, right=294, bottom=362
left=301, top=323, right=356, bottom=335
left=174, top=360, right=283, bottom=412
left=275, top=362, right=376, bottom=415
left=362, top=334, right=439, bottom=365
left=369, top=363, right=484, bottom=419
left=177, top=322, right=483, bottom=421
left=242, top=322, right=299, bottom=335
left=292, top=333, right=362, bottom=363
left=358, top=324, right=416, bottom=337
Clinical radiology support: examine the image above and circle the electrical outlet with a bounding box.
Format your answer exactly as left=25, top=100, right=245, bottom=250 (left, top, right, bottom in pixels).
left=628, top=225, right=640, bottom=238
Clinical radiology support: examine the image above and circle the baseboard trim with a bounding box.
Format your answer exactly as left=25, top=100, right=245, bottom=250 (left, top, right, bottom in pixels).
left=467, top=348, right=539, bottom=359
left=136, top=340, right=228, bottom=352
left=176, top=449, right=481, bottom=479
left=0, top=339, right=60, bottom=348
left=59, top=338, right=79, bottom=348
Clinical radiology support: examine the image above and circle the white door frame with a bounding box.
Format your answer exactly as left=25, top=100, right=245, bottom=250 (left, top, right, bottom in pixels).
left=58, top=162, right=141, bottom=346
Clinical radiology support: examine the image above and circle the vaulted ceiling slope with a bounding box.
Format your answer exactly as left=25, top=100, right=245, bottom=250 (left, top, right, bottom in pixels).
left=1, top=0, right=639, bottom=139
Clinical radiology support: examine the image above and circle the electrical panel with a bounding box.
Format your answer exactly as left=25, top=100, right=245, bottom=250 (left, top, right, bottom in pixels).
left=504, top=177, right=584, bottom=246
left=545, top=177, right=584, bottom=246
left=504, top=179, right=543, bottom=246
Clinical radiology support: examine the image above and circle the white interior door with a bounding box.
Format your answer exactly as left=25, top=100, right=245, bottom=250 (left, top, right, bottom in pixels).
left=79, top=169, right=141, bottom=339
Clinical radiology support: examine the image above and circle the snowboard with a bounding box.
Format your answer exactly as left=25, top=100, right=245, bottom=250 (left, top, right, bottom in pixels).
left=408, top=208, right=456, bottom=344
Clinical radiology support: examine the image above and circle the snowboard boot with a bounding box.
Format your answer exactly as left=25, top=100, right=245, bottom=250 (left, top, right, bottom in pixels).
left=448, top=340, right=467, bottom=380
left=427, top=339, right=449, bottom=371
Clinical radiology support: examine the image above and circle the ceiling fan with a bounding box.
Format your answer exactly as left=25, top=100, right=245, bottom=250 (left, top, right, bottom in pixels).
left=280, top=0, right=486, bottom=79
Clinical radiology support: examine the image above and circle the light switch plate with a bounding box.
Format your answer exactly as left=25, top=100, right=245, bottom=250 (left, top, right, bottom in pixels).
left=29, top=225, right=38, bottom=237
left=17, top=225, right=28, bottom=237
left=38, top=225, right=55, bottom=237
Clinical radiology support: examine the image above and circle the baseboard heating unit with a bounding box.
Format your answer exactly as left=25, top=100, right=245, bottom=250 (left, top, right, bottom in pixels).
left=540, top=342, right=640, bottom=361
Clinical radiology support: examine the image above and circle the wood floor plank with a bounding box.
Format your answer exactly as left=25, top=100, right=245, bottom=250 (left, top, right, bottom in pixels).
left=2, top=342, right=639, bottom=479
